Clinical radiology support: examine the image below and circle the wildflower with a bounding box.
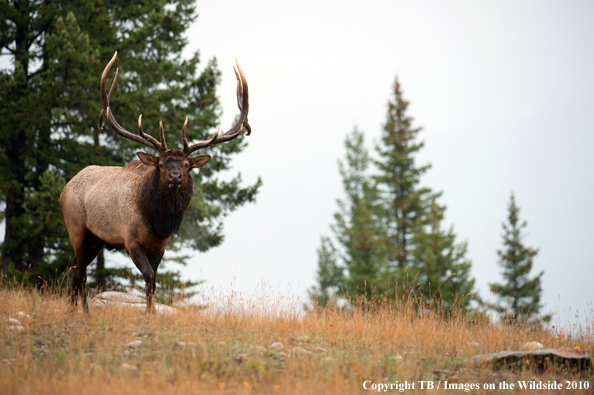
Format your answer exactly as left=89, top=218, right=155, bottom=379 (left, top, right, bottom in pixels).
left=219, top=383, right=225, bottom=389
left=145, top=371, right=152, bottom=375
left=575, top=346, right=581, bottom=351
left=244, top=381, right=250, bottom=387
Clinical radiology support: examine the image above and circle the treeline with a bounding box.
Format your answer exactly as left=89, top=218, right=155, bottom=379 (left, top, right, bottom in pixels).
left=0, top=0, right=260, bottom=300
left=313, top=78, right=548, bottom=324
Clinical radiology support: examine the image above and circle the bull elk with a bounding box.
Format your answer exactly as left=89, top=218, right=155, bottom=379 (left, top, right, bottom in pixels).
left=60, top=52, right=250, bottom=313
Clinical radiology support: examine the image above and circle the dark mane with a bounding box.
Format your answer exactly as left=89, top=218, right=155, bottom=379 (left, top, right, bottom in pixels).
left=138, top=167, right=193, bottom=239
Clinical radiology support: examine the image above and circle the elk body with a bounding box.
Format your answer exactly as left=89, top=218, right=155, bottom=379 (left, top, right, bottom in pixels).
left=60, top=52, right=250, bottom=313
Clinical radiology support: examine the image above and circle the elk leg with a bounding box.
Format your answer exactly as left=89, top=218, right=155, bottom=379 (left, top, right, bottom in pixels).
left=69, top=256, right=80, bottom=310
left=70, top=231, right=104, bottom=314
left=127, top=242, right=156, bottom=313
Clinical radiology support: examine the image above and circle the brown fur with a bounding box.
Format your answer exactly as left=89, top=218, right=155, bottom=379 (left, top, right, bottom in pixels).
left=60, top=149, right=210, bottom=313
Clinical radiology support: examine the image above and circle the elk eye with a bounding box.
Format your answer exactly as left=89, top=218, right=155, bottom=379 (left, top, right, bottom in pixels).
left=184, top=163, right=189, bottom=169
left=158, top=163, right=164, bottom=169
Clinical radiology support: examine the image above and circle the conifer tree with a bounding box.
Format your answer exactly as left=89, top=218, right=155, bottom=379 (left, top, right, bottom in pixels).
left=489, top=193, right=547, bottom=323
left=375, top=77, right=432, bottom=271
left=410, top=197, right=475, bottom=310
left=0, top=1, right=261, bottom=295
left=313, top=128, right=387, bottom=304
left=314, top=78, right=476, bottom=308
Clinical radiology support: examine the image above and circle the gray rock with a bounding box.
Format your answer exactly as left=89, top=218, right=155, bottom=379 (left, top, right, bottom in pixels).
left=89, top=291, right=177, bottom=315
left=464, top=347, right=592, bottom=373
left=521, top=341, right=543, bottom=351
left=9, top=325, right=25, bottom=332
left=127, top=340, right=143, bottom=349
left=269, top=342, right=284, bottom=350
left=7, top=318, right=21, bottom=326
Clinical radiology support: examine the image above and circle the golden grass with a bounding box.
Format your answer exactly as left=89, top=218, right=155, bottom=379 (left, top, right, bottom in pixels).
left=0, top=286, right=592, bottom=394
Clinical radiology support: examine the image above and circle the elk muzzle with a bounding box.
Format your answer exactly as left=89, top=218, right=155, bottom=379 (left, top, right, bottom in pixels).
left=168, top=171, right=182, bottom=190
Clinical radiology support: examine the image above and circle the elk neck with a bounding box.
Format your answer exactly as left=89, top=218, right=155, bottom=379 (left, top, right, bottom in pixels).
left=138, top=167, right=194, bottom=239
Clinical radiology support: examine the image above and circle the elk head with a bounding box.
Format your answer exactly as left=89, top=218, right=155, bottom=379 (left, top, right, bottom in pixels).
left=97, top=51, right=250, bottom=188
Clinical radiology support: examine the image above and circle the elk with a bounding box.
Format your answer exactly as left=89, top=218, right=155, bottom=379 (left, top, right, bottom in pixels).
left=60, top=52, right=250, bottom=313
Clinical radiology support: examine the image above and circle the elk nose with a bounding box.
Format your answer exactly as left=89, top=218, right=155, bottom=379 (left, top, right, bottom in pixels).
left=168, top=172, right=182, bottom=183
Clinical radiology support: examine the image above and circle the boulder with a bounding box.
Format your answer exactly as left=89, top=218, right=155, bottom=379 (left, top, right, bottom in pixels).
left=464, top=347, right=592, bottom=374
left=89, top=291, right=177, bottom=315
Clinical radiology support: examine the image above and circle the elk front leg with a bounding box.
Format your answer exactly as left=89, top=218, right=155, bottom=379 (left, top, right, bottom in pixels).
left=128, top=242, right=156, bottom=313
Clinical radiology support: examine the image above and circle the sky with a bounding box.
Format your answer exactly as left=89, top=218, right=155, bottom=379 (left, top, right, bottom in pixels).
left=168, top=0, right=594, bottom=328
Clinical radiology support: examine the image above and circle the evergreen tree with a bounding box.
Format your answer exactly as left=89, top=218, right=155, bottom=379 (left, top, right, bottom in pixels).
left=313, top=128, right=388, bottom=304
left=0, top=1, right=261, bottom=296
left=375, top=77, right=432, bottom=271
left=489, top=193, right=547, bottom=323
left=314, top=77, right=476, bottom=309
left=409, top=197, right=475, bottom=310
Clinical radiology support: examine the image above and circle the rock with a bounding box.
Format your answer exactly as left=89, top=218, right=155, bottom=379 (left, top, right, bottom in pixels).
left=178, top=342, right=186, bottom=346
left=186, top=342, right=197, bottom=347
left=127, top=340, right=143, bottom=349
left=465, top=341, right=481, bottom=349
left=394, top=355, right=403, bottom=360
left=521, top=342, right=544, bottom=351
left=9, top=325, right=25, bottom=333
left=121, top=363, right=137, bottom=370
left=16, top=312, right=31, bottom=319
left=89, top=291, right=177, bottom=315
left=233, top=353, right=248, bottom=363
left=315, top=347, right=327, bottom=353
left=464, top=347, right=592, bottom=373
left=7, top=318, right=21, bottom=326
left=322, top=357, right=334, bottom=363
left=269, top=342, right=284, bottom=350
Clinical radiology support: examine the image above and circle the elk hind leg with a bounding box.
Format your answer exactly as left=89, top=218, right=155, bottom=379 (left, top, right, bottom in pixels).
left=70, top=231, right=104, bottom=314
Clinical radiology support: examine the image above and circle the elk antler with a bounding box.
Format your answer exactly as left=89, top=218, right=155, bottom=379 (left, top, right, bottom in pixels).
left=182, top=58, right=251, bottom=155
left=98, top=52, right=168, bottom=153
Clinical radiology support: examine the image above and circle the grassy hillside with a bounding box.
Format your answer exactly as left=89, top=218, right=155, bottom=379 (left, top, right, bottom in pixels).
left=0, top=286, right=592, bottom=394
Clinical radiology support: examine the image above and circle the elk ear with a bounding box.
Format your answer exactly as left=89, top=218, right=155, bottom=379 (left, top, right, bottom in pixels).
left=189, top=155, right=211, bottom=169
left=137, top=152, right=159, bottom=167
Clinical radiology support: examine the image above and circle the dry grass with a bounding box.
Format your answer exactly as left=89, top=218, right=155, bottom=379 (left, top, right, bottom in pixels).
left=0, top=286, right=592, bottom=394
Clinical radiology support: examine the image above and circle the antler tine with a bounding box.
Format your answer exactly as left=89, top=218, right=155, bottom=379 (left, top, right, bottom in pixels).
left=98, top=51, right=164, bottom=153
left=181, top=117, right=189, bottom=152
left=184, top=58, right=250, bottom=155
left=159, top=121, right=168, bottom=151
left=138, top=115, right=163, bottom=150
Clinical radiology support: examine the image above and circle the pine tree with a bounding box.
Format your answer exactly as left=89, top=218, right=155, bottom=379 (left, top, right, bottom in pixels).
left=313, top=128, right=387, bottom=304
left=489, top=193, right=547, bottom=323
left=0, top=1, right=261, bottom=296
left=375, top=77, right=432, bottom=271
left=410, top=197, right=475, bottom=310
left=314, top=78, right=476, bottom=309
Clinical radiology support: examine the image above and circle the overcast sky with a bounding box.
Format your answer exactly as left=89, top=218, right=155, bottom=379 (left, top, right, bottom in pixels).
left=167, top=0, right=594, bottom=328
